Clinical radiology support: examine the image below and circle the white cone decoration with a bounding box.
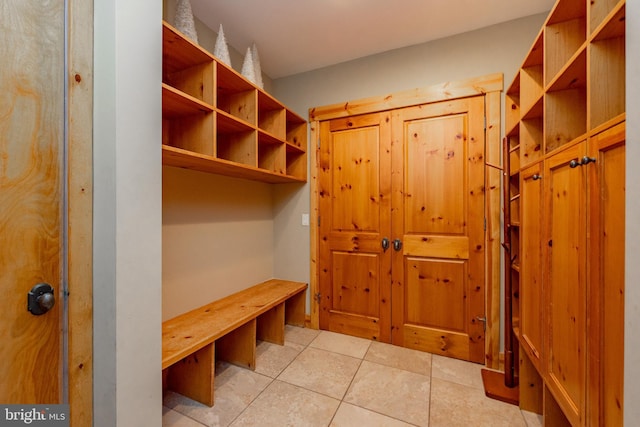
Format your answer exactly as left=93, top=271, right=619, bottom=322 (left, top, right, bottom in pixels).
left=175, top=0, right=198, bottom=43
left=251, top=43, right=264, bottom=89
left=213, top=24, right=232, bottom=67
left=241, top=47, right=256, bottom=84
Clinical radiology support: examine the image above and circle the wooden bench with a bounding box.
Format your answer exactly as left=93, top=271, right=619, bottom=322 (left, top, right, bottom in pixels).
left=162, top=279, right=307, bottom=406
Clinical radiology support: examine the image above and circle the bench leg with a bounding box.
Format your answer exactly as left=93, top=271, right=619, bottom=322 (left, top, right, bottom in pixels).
left=166, top=342, right=215, bottom=406
left=217, top=319, right=256, bottom=370
left=257, top=303, right=285, bottom=345
left=285, top=289, right=306, bottom=327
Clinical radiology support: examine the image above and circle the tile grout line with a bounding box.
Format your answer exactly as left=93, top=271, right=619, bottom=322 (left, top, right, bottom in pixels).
left=326, top=339, right=370, bottom=425
left=226, top=332, right=317, bottom=427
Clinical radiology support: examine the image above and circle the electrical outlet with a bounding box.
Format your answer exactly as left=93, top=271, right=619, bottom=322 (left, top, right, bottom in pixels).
left=301, top=213, right=310, bottom=226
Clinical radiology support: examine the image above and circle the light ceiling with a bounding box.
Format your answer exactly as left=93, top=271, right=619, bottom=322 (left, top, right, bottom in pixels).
left=190, top=0, right=555, bottom=79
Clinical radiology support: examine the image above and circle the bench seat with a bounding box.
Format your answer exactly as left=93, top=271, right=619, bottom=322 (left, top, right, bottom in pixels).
left=162, top=279, right=307, bottom=406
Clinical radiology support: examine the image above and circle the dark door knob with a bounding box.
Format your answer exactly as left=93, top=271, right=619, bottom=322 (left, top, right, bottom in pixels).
left=28, top=283, right=56, bottom=315
left=393, top=239, right=403, bottom=251
left=381, top=237, right=390, bottom=252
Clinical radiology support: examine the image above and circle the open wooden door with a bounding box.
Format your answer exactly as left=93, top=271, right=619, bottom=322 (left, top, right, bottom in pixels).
left=390, top=97, right=486, bottom=363
left=0, top=2, right=93, bottom=424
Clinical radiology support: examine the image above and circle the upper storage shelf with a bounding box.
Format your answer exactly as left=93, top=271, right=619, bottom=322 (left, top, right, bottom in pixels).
left=161, top=21, right=308, bottom=183
left=507, top=0, right=625, bottom=168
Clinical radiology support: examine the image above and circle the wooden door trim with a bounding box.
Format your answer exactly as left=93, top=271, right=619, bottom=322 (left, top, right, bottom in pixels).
left=68, top=0, right=93, bottom=424
left=309, top=73, right=503, bottom=367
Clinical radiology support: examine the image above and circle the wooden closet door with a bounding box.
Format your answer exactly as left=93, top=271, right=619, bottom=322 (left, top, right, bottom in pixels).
left=587, top=122, right=625, bottom=426
left=544, top=141, right=587, bottom=426
left=317, top=112, right=392, bottom=342
left=390, top=96, right=486, bottom=363
left=520, top=163, right=544, bottom=370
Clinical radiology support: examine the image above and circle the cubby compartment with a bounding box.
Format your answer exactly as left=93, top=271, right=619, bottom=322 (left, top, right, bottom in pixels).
left=285, top=145, right=307, bottom=181
left=520, top=33, right=544, bottom=117
left=216, top=62, right=257, bottom=125
left=509, top=136, right=520, bottom=174
left=163, top=23, right=215, bottom=105
left=286, top=110, right=307, bottom=150
left=505, top=74, right=521, bottom=136
left=520, top=117, right=543, bottom=167
left=547, top=47, right=587, bottom=92
left=510, top=194, right=521, bottom=226
left=589, top=0, right=624, bottom=35
left=216, top=113, right=257, bottom=167
left=258, top=132, right=286, bottom=174
left=258, top=92, right=286, bottom=139
left=162, top=85, right=215, bottom=157
left=162, top=113, right=215, bottom=156
left=589, top=4, right=625, bottom=129
left=544, top=88, right=586, bottom=152
left=544, top=0, right=587, bottom=86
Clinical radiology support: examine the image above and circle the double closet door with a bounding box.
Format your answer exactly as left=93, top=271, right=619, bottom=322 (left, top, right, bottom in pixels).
left=318, top=96, right=486, bottom=363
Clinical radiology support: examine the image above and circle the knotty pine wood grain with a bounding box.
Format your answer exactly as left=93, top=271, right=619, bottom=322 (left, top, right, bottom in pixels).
left=162, top=279, right=306, bottom=369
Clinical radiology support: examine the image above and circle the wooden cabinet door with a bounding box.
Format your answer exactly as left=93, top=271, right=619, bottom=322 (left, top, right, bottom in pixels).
left=544, top=141, right=587, bottom=426
left=390, top=97, right=486, bottom=363
left=318, top=112, right=392, bottom=342
left=520, top=164, right=544, bottom=371
left=0, top=1, right=65, bottom=403
left=587, top=122, right=625, bottom=426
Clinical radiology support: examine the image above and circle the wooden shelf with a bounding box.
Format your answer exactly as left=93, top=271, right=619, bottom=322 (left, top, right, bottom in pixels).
left=545, top=88, right=586, bottom=152
left=505, top=74, right=521, bottom=136
left=162, top=145, right=305, bottom=184
left=547, top=46, right=587, bottom=92
left=590, top=0, right=625, bottom=36
left=162, top=21, right=307, bottom=183
left=520, top=117, right=543, bottom=167
left=544, top=7, right=586, bottom=86
left=589, top=3, right=625, bottom=130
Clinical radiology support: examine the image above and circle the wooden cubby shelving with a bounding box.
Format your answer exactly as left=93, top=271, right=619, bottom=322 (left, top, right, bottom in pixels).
left=504, top=0, right=626, bottom=425
left=162, top=21, right=307, bottom=183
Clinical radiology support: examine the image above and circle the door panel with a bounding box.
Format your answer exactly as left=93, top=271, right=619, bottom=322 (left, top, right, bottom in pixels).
left=588, top=123, right=625, bottom=426
left=318, top=112, right=392, bottom=342
left=404, top=115, right=466, bottom=235
left=520, top=164, right=544, bottom=369
left=0, top=1, right=65, bottom=403
left=331, top=251, right=380, bottom=317
left=545, top=142, right=587, bottom=426
left=405, top=258, right=466, bottom=331
left=391, top=97, right=486, bottom=363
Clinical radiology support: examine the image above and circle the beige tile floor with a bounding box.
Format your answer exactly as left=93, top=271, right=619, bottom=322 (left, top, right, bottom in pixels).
left=163, top=326, right=543, bottom=427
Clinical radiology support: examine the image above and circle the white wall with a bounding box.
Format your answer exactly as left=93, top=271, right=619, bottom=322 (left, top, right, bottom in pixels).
left=625, top=0, right=639, bottom=423
left=162, top=167, right=276, bottom=320
left=93, top=0, right=162, bottom=425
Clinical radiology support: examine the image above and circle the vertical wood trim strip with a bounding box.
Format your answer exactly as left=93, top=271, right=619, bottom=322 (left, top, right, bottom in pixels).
left=485, top=89, right=503, bottom=369
left=68, top=0, right=94, bottom=424
left=309, top=120, right=320, bottom=329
